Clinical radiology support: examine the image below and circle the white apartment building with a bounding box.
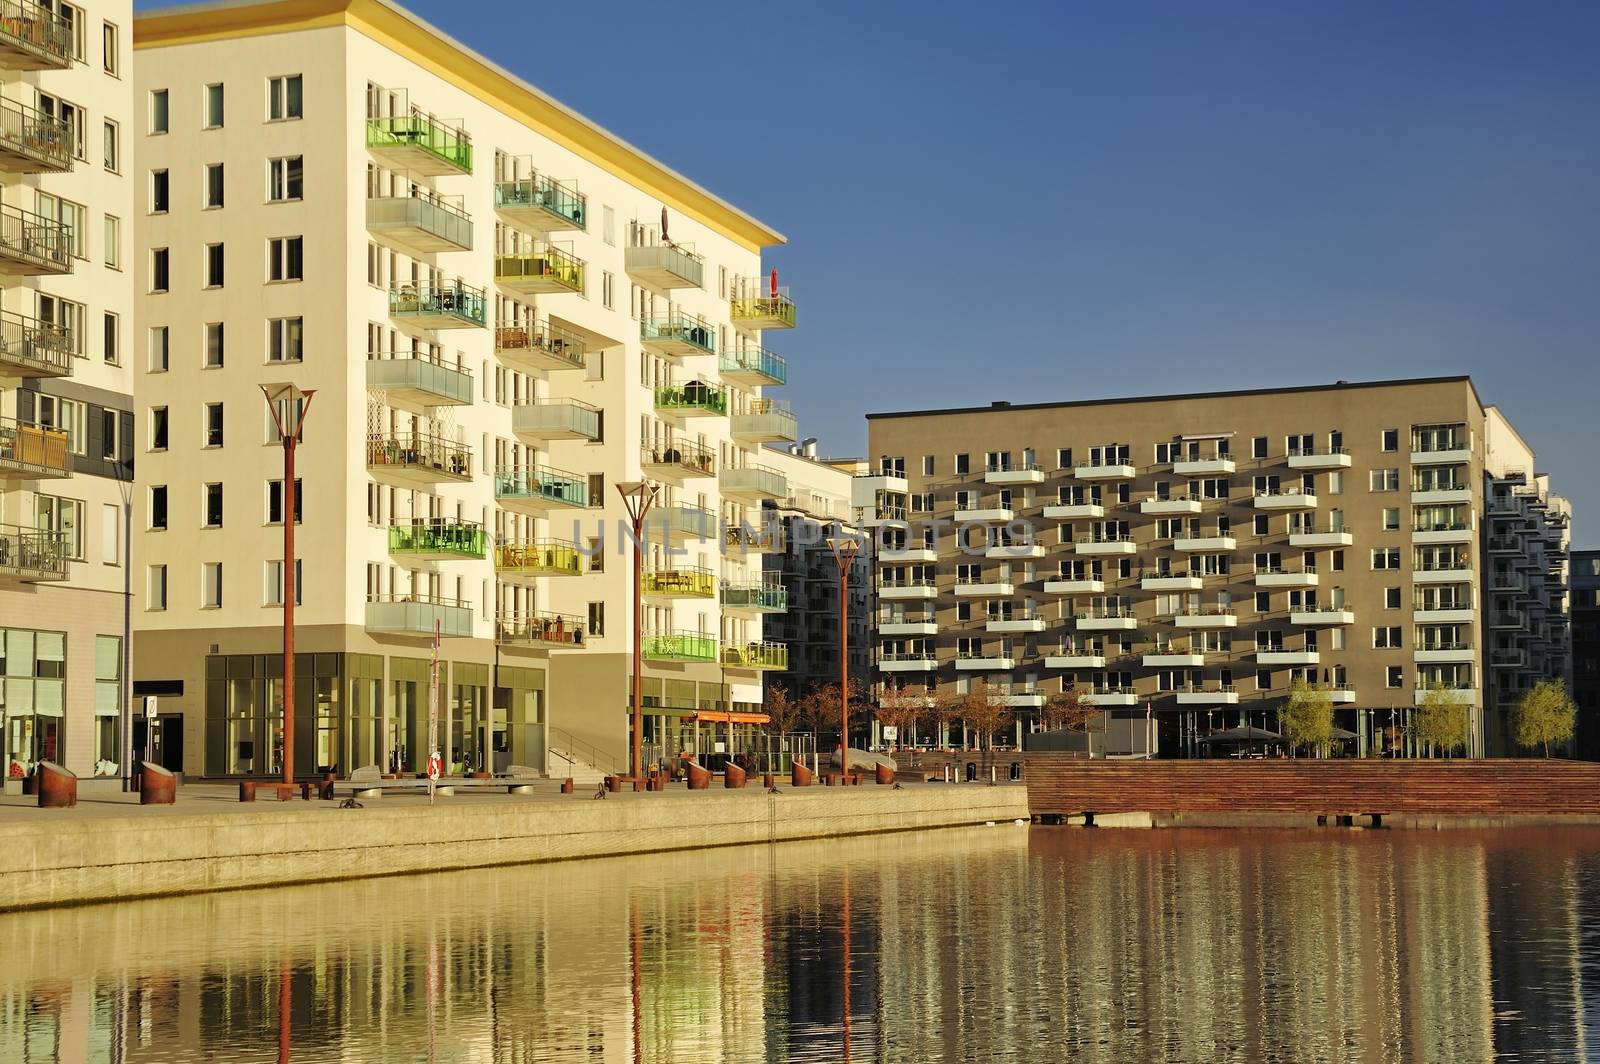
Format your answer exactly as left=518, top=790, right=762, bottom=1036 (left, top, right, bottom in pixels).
left=132, top=0, right=798, bottom=779
left=0, top=0, right=134, bottom=782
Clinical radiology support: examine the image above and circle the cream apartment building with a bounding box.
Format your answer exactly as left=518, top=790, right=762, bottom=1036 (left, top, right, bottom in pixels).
left=862, top=377, right=1571, bottom=757
left=131, top=0, right=798, bottom=778
left=0, top=0, right=134, bottom=782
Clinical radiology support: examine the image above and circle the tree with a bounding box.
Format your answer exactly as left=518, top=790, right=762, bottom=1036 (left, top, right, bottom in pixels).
left=874, top=683, right=926, bottom=751
left=1413, top=683, right=1470, bottom=758
left=1513, top=680, right=1577, bottom=758
left=1041, top=684, right=1095, bottom=732
left=764, top=683, right=802, bottom=737
left=1282, top=677, right=1335, bottom=756
left=930, top=691, right=964, bottom=750
left=802, top=679, right=868, bottom=750
left=960, top=686, right=1014, bottom=775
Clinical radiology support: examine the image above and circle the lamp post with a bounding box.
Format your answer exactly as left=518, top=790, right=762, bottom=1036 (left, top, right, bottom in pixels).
left=827, top=535, right=859, bottom=778
left=617, top=479, right=660, bottom=783
left=261, top=384, right=315, bottom=785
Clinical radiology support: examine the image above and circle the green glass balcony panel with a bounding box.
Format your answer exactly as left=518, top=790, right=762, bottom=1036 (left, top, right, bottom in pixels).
left=642, top=631, right=718, bottom=662
left=0, top=415, right=68, bottom=478
left=0, top=0, right=73, bottom=69
left=365, top=351, right=474, bottom=407
left=495, top=248, right=584, bottom=294
left=642, top=566, right=716, bottom=598
left=640, top=314, right=716, bottom=356
left=624, top=243, right=704, bottom=289
left=366, top=192, right=473, bottom=253
left=511, top=399, right=601, bottom=442
left=0, top=309, right=72, bottom=377
left=722, top=642, right=788, bottom=671
left=364, top=595, right=474, bottom=637
left=730, top=293, right=796, bottom=330
left=387, top=521, right=485, bottom=559
left=720, top=583, right=788, bottom=612
left=0, top=201, right=71, bottom=275
left=719, top=346, right=787, bottom=385
left=494, top=540, right=585, bottom=577
left=496, top=610, right=587, bottom=648
left=0, top=523, right=67, bottom=581
left=654, top=382, right=727, bottom=417
left=494, top=175, right=586, bottom=231
left=0, top=96, right=71, bottom=173
left=494, top=466, right=589, bottom=508
left=389, top=281, right=487, bottom=328
left=365, top=114, right=473, bottom=175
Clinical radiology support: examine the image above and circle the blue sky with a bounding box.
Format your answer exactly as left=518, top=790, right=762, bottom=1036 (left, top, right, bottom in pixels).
left=142, top=1, right=1600, bottom=544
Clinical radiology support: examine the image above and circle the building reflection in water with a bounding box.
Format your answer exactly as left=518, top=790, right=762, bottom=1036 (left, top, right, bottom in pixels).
left=0, top=826, right=1597, bottom=1062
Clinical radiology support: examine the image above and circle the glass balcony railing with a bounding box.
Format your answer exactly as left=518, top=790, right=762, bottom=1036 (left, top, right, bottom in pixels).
left=365, top=348, right=474, bottom=406
left=0, top=415, right=68, bottom=477
left=642, top=566, right=717, bottom=598
left=495, top=610, right=587, bottom=648
left=730, top=287, right=796, bottom=330
left=495, top=246, right=584, bottom=294
left=720, top=465, right=787, bottom=499
left=0, top=0, right=73, bottom=69
left=643, top=631, right=718, bottom=662
left=730, top=399, right=797, bottom=442
left=386, top=521, right=484, bottom=559
left=512, top=398, right=601, bottom=442
left=641, top=442, right=716, bottom=478
left=494, top=465, right=589, bottom=508
left=640, top=313, right=716, bottom=355
left=0, top=201, right=71, bottom=274
left=721, top=583, right=788, bottom=611
left=364, top=593, right=474, bottom=637
left=0, top=309, right=72, bottom=376
left=388, top=281, right=487, bottom=328
left=0, top=96, right=70, bottom=172
left=722, top=641, right=787, bottom=671
left=366, top=189, right=473, bottom=252
left=0, top=523, right=66, bottom=580
left=365, top=113, right=472, bottom=174
left=494, top=540, right=585, bottom=577
left=624, top=243, right=705, bottom=288
left=494, top=174, right=586, bottom=230
left=494, top=319, right=586, bottom=371
left=365, top=430, right=472, bottom=480
left=719, top=345, right=787, bottom=385
left=654, top=381, right=727, bottom=417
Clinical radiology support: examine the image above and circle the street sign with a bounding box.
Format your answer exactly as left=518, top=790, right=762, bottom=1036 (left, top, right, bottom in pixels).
left=143, top=695, right=158, bottom=719
left=882, top=726, right=898, bottom=742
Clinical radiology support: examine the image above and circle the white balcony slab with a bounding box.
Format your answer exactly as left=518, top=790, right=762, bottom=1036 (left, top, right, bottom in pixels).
left=1075, top=463, right=1136, bottom=480
left=987, top=618, right=1046, bottom=633
left=879, top=656, right=937, bottom=672
left=1414, top=647, right=1476, bottom=664
left=1173, top=611, right=1238, bottom=628
left=1172, top=458, right=1236, bottom=475
left=1415, top=607, right=1475, bottom=624
left=1254, top=492, right=1318, bottom=510
left=880, top=621, right=937, bottom=637
left=1144, top=653, right=1205, bottom=667
left=1287, top=452, right=1352, bottom=470
left=1140, top=498, right=1202, bottom=515
left=1177, top=689, right=1240, bottom=705
left=997, top=693, right=1046, bottom=708
left=954, top=581, right=1014, bottom=597
left=1255, top=570, right=1318, bottom=588
left=987, top=544, right=1046, bottom=560
left=1174, top=536, right=1236, bottom=552
left=1289, top=531, right=1354, bottom=547
left=956, top=656, right=1014, bottom=671
left=1043, top=504, right=1104, bottom=519
left=880, top=584, right=937, bottom=600
left=1044, top=579, right=1105, bottom=595
left=1411, top=488, right=1472, bottom=506
left=1141, top=575, right=1203, bottom=591
left=880, top=547, right=938, bottom=564
left=1257, top=650, right=1320, bottom=665
left=1414, top=568, right=1474, bottom=584
left=1046, top=655, right=1106, bottom=669
left=1076, top=539, right=1137, bottom=555
left=1076, top=614, right=1137, bottom=631
left=954, top=508, right=1014, bottom=524
left=1413, top=527, right=1474, bottom=545
left=1085, top=691, right=1138, bottom=706
left=1414, top=687, right=1476, bottom=705
left=1328, top=689, right=1356, bottom=704
left=984, top=468, right=1045, bottom=485
left=1290, top=609, right=1354, bottom=625
left=1410, top=448, right=1471, bottom=466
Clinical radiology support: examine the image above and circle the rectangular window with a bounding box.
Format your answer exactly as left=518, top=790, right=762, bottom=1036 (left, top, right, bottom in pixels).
left=99, top=407, right=117, bottom=459
left=954, top=453, right=970, bottom=476
left=149, top=485, right=167, bottom=530
left=149, top=406, right=167, bottom=451
left=266, top=478, right=303, bottom=525
left=102, top=312, right=118, bottom=364
left=267, top=316, right=303, bottom=362
left=203, top=402, right=223, bottom=447
left=202, top=562, right=222, bottom=608
left=1252, top=436, right=1268, bottom=459
left=588, top=602, right=605, bottom=638
left=102, top=19, right=117, bottom=75
left=104, top=214, right=120, bottom=269
left=38, top=293, right=85, bottom=355
left=264, top=560, right=304, bottom=607
left=102, top=119, right=118, bottom=172
left=149, top=326, right=169, bottom=372
left=204, top=322, right=224, bottom=368
left=149, top=89, right=168, bottom=134
left=148, top=565, right=167, bottom=610
left=1381, top=428, right=1399, bottom=452
left=150, top=168, right=168, bottom=213
left=203, top=482, right=223, bottom=527
left=36, top=493, right=84, bottom=559
left=1386, top=666, right=1403, bottom=689
left=1371, top=548, right=1401, bottom=571
left=204, top=162, right=223, bottom=208
left=204, top=83, right=224, bottom=128
left=1382, top=507, right=1400, bottom=531
left=204, top=243, right=223, bottom=287
left=268, top=156, right=303, bottom=202
left=267, top=236, right=303, bottom=282
left=601, top=270, right=613, bottom=309
left=1373, top=626, right=1402, bottom=649
left=267, top=74, right=302, bottom=120
left=1368, top=468, right=1399, bottom=492
left=1384, top=587, right=1402, bottom=609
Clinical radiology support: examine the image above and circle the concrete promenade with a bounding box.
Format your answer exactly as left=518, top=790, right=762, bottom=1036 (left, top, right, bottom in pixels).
left=0, top=780, right=1029, bottom=912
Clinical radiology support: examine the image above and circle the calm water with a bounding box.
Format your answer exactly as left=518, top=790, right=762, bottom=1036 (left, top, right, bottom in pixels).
left=3, top=825, right=1600, bottom=1062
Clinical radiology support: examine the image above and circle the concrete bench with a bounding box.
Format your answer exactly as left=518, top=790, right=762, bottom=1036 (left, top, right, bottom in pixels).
left=332, top=776, right=546, bottom=799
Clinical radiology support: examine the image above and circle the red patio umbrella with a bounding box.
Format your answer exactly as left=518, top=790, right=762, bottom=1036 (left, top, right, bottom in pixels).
left=770, top=267, right=778, bottom=298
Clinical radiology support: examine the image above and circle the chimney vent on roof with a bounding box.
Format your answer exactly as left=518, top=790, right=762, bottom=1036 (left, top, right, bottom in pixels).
left=1336, top=380, right=1348, bottom=386
left=992, top=401, right=1011, bottom=409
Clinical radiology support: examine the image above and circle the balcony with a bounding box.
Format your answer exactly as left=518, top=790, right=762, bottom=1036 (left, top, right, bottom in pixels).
left=386, top=520, right=485, bottom=561
left=0, top=310, right=72, bottom=378
left=721, top=583, right=788, bottom=613
left=643, top=566, right=716, bottom=600
left=365, top=113, right=472, bottom=176
left=1086, top=689, right=1138, bottom=707
left=1145, top=651, right=1205, bottom=667
left=1412, top=522, right=1473, bottom=545
left=1046, top=653, right=1106, bottom=669
left=1173, top=607, right=1238, bottom=629
left=722, top=641, right=787, bottom=671
left=1254, top=489, right=1317, bottom=510
left=730, top=288, right=796, bottom=331
left=1174, top=535, right=1235, bottom=552
left=1290, top=608, right=1354, bottom=625
left=985, top=463, right=1045, bottom=485
left=641, top=442, right=715, bottom=484
left=1490, top=572, right=1526, bottom=593
left=1142, top=574, right=1203, bottom=591
left=493, top=540, right=585, bottom=582
left=364, top=594, right=473, bottom=638
left=987, top=616, right=1046, bottom=634
left=859, top=504, right=909, bottom=528
left=1415, top=643, right=1475, bottom=664
left=625, top=242, right=705, bottom=290
left=365, top=431, right=472, bottom=486
left=494, top=321, right=587, bottom=373
left=987, top=541, right=1045, bottom=561
left=1286, top=448, right=1351, bottom=471
left=1289, top=526, right=1353, bottom=548
left=1075, top=460, right=1136, bottom=480
left=1257, top=649, right=1319, bottom=665
left=956, top=653, right=1014, bottom=671
left=0, top=1, right=71, bottom=69
left=1044, top=578, right=1104, bottom=595
left=366, top=189, right=472, bottom=254
left=720, top=345, right=787, bottom=387
left=724, top=523, right=779, bottom=555
left=639, top=313, right=718, bottom=359
left=1254, top=568, right=1318, bottom=588
left=730, top=400, right=798, bottom=443
left=1411, top=485, right=1472, bottom=506
left=1414, top=564, right=1474, bottom=584
left=642, top=631, right=718, bottom=663
left=954, top=505, right=1014, bottom=523
left=1410, top=444, right=1471, bottom=466
left=1418, top=605, right=1476, bottom=624
left=0, top=202, right=70, bottom=275
left=880, top=580, right=937, bottom=601
left=1490, top=611, right=1526, bottom=630
left=643, top=505, right=717, bottom=546
left=496, top=246, right=584, bottom=295
left=0, top=416, right=67, bottom=479
left=720, top=464, right=787, bottom=502
left=494, top=175, right=585, bottom=233
left=1141, top=496, right=1201, bottom=515
left=996, top=692, right=1046, bottom=709
left=1328, top=688, right=1357, bottom=704
left=389, top=281, right=486, bottom=329
left=0, top=524, right=65, bottom=582
left=0, top=97, right=69, bottom=173
left=1077, top=535, right=1136, bottom=555
left=1490, top=648, right=1526, bottom=669
left=654, top=380, right=728, bottom=422
left=365, top=350, right=473, bottom=409
left=495, top=610, right=587, bottom=650
left=1043, top=503, right=1104, bottom=520
left=880, top=652, right=937, bottom=672
left=1413, top=686, right=1476, bottom=706
left=1172, top=456, right=1236, bottom=476
left=494, top=465, right=589, bottom=513
left=1076, top=609, right=1137, bottom=631
left=880, top=545, right=938, bottom=564
left=1176, top=685, right=1240, bottom=705
left=880, top=618, right=938, bottom=637
left=512, top=399, right=602, bottom=443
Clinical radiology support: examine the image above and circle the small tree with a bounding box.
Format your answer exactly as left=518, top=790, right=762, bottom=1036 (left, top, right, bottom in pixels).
left=1042, top=684, right=1095, bottom=732
left=875, top=683, right=925, bottom=752
left=1513, top=680, right=1577, bottom=758
left=1414, top=683, right=1470, bottom=758
left=931, top=691, right=964, bottom=750
left=959, top=686, right=1014, bottom=776
left=764, top=683, right=801, bottom=737
left=1282, top=677, right=1335, bottom=757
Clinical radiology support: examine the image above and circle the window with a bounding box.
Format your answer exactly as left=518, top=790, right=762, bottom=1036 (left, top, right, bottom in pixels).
left=1330, top=549, right=1344, bottom=572
left=149, top=89, right=168, bottom=133
left=1369, top=468, right=1399, bottom=492
left=104, top=214, right=120, bottom=269
left=1384, top=587, right=1402, bottom=609
left=202, top=562, right=223, bottom=608
left=204, top=83, right=224, bottom=128
left=150, top=248, right=169, bottom=292
left=954, top=453, right=970, bottom=476
left=38, top=294, right=84, bottom=354
left=267, top=316, right=303, bottom=362
left=1373, top=626, right=1402, bottom=649
left=1371, top=548, right=1401, bottom=570
left=149, top=406, right=167, bottom=451
left=204, top=243, right=224, bottom=287
left=603, top=207, right=616, bottom=246
left=102, top=20, right=117, bottom=74
left=268, top=156, right=303, bottom=202
left=266, top=397, right=305, bottom=443
left=149, top=326, right=169, bottom=372
left=204, top=322, right=224, bottom=368
left=203, top=402, right=223, bottom=447
left=203, top=483, right=223, bottom=527
left=150, top=169, right=168, bottom=213
left=1381, top=429, right=1399, bottom=452
left=149, top=485, right=168, bottom=530
left=102, top=312, right=118, bottom=364
left=267, top=74, right=302, bottom=120
left=1386, top=666, right=1403, bottom=689
left=264, top=560, right=304, bottom=606
left=922, top=455, right=935, bottom=476
left=601, top=270, right=613, bottom=309
left=37, top=493, right=83, bottom=559
left=1252, top=436, right=1268, bottom=460
left=1382, top=507, right=1400, bottom=531
left=37, top=191, right=86, bottom=258
left=204, top=162, right=223, bottom=208
left=37, top=92, right=83, bottom=159
left=148, top=565, right=168, bottom=610
left=1255, top=669, right=1272, bottom=691
left=1252, top=514, right=1269, bottom=536
left=98, top=408, right=117, bottom=459
left=102, top=119, right=118, bottom=172
left=266, top=478, right=302, bottom=524
left=267, top=236, right=303, bottom=282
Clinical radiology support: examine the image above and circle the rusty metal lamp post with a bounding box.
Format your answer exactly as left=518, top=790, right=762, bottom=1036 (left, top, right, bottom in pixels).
left=261, top=384, right=315, bottom=785
left=827, top=535, right=859, bottom=778
left=617, top=480, right=660, bottom=784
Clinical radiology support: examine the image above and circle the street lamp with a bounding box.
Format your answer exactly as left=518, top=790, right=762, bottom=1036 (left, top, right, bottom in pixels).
left=827, top=535, right=859, bottom=778
left=261, top=383, right=315, bottom=786
left=617, top=479, right=660, bottom=784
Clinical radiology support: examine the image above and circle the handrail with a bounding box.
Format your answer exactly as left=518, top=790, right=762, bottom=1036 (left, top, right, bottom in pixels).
left=547, top=724, right=617, bottom=777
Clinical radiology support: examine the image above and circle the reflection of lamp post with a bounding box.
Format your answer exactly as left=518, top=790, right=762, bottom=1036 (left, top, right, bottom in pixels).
left=827, top=536, right=859, bottom=777
left=617, top=479, right=660, bottom=783
left=261, top=383, right=316, bottom=785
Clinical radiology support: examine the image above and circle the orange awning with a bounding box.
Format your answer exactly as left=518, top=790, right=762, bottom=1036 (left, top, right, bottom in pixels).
left=689, top=710, right=770, bottom=725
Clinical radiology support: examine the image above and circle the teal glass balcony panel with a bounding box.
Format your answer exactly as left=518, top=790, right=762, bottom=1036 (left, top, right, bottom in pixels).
left=639, top=313, right=716, bottom=357
left=0, top=96, right=70, bottom=174
left=366, top=192, right=473, bottom=253
left=0, top=309, right=72, bottom=377
left=511, top=399, right=602, bottom=442
left=365, top=350, right=474, bottom=408
left=654, top=381, right=727, bottom=418
left=0, top=1, right=73, bottom=70
left=495, top=248, right=584, bottom=294
left=0, top=201, right=71, bottom=275
left=494, top=175, right=586, bottom=232
left=494, top=466, right=589, bottom=510
left=364, top=595, right=474, bottom=637
left=389, top=281, right=487, bottom=328
left=720, top=583, right=788, bottom=613
left=642, top=631, right=718, bottom=663
left=365, top=113, right=472, bottom=175
left=719, top=346, right=787, bottom=386
left=386, top=521, right=485, bottom=560
left=624, top=243, right=704, bottom=290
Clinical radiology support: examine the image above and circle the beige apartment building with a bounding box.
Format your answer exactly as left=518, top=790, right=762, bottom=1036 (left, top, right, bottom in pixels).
left=131, top=0, right=799, bottom=779
left=862, top=377, right=1571, bottom=757
left=0, top=0, right=134, bottom=782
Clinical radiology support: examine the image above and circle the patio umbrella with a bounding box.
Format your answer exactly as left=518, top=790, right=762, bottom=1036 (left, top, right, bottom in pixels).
left=1330, top=726, right=1358, bottom=741
left=660, top=205, right=669, bottom=242
left=770, top=267, right=778, bottom=298
left=1200, top=725, right=1283, bottom=744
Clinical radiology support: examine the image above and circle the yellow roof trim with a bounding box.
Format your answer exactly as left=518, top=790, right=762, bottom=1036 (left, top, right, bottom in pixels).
left=134, top=0, right=785, bottom=253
